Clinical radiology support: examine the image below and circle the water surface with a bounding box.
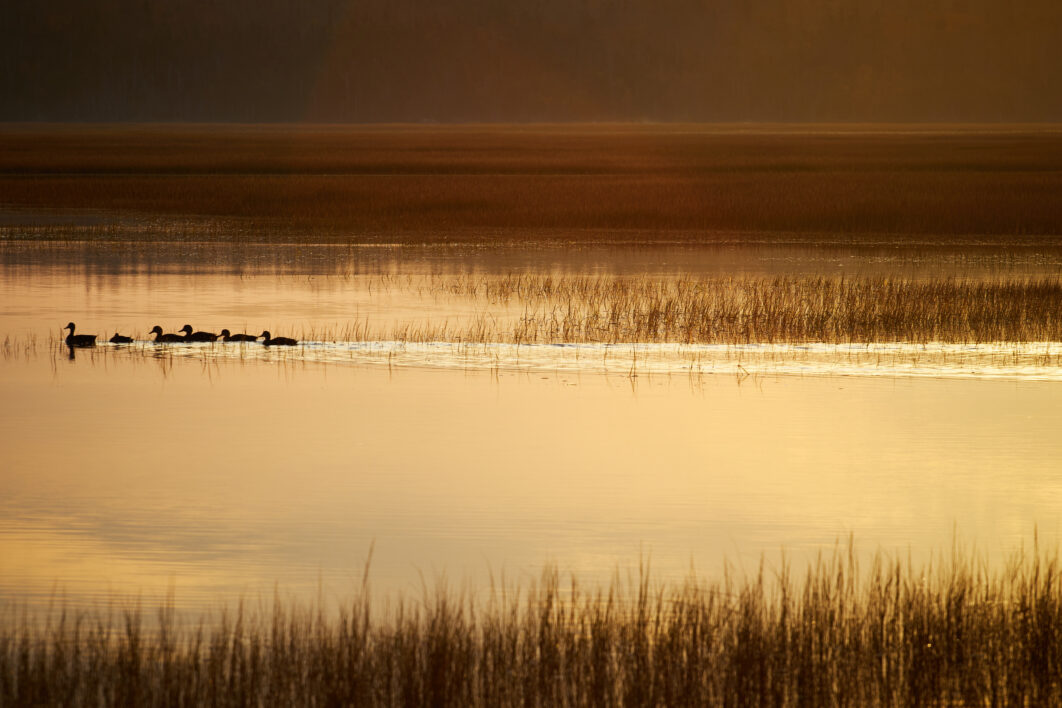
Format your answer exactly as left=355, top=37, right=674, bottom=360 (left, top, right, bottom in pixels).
left=2, top=242, right=1060, bottom=615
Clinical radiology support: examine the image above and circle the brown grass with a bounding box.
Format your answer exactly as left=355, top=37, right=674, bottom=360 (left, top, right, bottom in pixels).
left=4, top=544, right=1062, bottom=705
left=2, top=124, right=1062, bottom=243
left=309, top=273, right=1062, bottom=345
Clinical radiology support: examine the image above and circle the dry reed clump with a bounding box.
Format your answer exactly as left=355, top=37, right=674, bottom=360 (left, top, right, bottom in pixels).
left=3, top=546, right=1062, bottom=705
left=335, top=273, right=1062, bottom=345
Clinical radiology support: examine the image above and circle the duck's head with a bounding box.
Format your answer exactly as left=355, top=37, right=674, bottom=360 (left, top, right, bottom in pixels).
left=150, top=325, right=163, bottom=335
left=64, top=322, right=75, bottom=331
left=260, top=331, right=271, bottom=339
left=220, top=329, right=231, bottom=337
left=180, top=324, right=194, bottom=334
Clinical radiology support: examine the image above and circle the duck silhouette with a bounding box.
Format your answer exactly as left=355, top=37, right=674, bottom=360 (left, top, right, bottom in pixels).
left=149, top=325, right=184, bottom=343
left=220, top=329, right=258, bottom=342
left=260, top=331, right=298, bottom=346
left=109, top=333, right=134, bottom=344
left=63, top=322, right=96, bottom=347
left=180, top=324, right=219, bottom=342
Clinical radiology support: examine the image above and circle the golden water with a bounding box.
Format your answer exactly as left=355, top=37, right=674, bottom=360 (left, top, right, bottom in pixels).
left=2, top=242, right=1060, bottom=614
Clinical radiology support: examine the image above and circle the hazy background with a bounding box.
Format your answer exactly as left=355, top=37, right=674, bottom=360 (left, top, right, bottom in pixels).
left=3, top=0, right=1061, bottom=123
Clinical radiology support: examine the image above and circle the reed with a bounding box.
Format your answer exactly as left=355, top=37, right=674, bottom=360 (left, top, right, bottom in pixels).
left=29, top=272, right=1061, bottom=348
left=311, top=273, right=1062, bottom=345
left=3, top=543, right=1061, bottom=705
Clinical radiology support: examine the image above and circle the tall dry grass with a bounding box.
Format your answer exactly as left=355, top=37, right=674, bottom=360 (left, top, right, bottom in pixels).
left=3, top=544, right=1061, bottom=705
left=321, top=273, right=1062, bottom=345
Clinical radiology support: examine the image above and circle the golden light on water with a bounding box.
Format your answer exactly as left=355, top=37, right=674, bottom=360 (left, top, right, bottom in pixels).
left=3, top=251, right=1062, bottom=614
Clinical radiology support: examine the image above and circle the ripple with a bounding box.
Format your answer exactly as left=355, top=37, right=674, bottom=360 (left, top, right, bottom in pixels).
left=92, top=339, right=1062, bottom=381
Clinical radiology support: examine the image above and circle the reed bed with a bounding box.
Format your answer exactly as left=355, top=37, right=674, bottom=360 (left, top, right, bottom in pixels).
left=3, top=545, right=1062, bottom=706
left=24, top=273, right=1062, bottom=350
left=314, top=273, right=1062, bottom=345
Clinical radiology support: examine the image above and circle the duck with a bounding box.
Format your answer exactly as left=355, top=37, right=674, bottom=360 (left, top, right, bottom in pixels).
left=260, top=331, right=298, bottom=346
left=63, top=322, right=97, bottom=347
left=150, top=325, right=184, bottom=343
left=180, top=324, right=219, bottom=342
left=220, top=328, right=258, bottom=342
left=109, top=333, right=134, bottom=344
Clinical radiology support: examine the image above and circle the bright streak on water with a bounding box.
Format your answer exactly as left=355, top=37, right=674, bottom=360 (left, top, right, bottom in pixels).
left=94, top=339, right=1062, bottom=381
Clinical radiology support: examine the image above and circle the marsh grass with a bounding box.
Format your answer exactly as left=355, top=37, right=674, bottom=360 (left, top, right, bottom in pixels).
left=0, top=334, right=37, bottom=361
left=4, top=544, right=1062, bottom=705
left=11, top=271, right=1062, bottom=380
left=307, top=273, right=1062, bottom=346
left=18, top=273, right=1062, bottom=360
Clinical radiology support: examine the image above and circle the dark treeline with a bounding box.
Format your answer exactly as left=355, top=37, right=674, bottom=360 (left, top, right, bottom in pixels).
left=3, top=0, right=1061, bottom=123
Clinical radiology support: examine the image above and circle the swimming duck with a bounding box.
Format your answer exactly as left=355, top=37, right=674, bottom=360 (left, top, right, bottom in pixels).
left=180, top=324, right=219, bottom=342
left=260, top=331, right=298, bottom=346
left=220, top=328, right=258, bottom=342
left=150, top=325, right=184, bottom=343
left=63, top=322, right=96, bottom=347
left=109, top=333, right=134, bottom=344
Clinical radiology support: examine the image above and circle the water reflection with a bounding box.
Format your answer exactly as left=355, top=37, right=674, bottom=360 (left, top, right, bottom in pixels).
left=5, top=239, right=1062, bottom=278
left=2, top=353, right=1060, bottom=616
left=37, top=338, right=1062, bottom=382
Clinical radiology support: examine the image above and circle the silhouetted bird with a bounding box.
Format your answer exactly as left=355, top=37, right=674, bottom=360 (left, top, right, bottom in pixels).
left=109, top=333, right=134, bottom=344
left=260, top=331, right=298, bottom=346
left=220, top=328, right=258, bottom=342
left=180, top=324, right=219, bottom=342
left=149, top=325, right=184, bottom=343
left=63, top=322, right=96, bottom=347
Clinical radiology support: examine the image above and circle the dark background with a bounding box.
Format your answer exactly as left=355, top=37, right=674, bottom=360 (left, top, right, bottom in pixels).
left=3, top=0, right=1061, bottom=123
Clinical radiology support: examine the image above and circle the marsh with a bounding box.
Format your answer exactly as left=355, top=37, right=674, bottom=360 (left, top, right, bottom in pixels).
left=3, top=125, right=1062, bottom=703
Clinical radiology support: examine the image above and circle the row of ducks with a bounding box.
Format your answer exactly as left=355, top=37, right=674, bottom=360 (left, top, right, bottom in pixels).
left=63, top=323, right=298, bottom=347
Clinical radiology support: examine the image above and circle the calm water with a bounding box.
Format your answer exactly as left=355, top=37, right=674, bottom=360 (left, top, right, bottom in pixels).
left=2, top=242, right=1061, bottom=615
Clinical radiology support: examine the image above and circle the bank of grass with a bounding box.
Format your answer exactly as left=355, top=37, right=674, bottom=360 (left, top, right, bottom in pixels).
left=317, top=273, right=1062, bottom=345
left=2, top=125, right=1062, bottom=243
left=3, top=544, right=1062, bottom=705
left=9, top=270, right=1062, bottom=349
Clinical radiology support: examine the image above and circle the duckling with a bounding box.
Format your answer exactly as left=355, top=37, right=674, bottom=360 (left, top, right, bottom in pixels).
left=220, top=328, right=258, bottom=342
left=260, top=331, right=298, bottom=346
left=63, top=322, right=96, bottom=347
left=180, top=324, right=219, bottom=342
left=150, top=325, right=184, bottom=343
left=109, top=333, right=134, bottom=344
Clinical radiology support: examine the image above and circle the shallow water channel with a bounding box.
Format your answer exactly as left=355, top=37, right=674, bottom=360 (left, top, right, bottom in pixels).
left=2, top=241, right=1061, bottom=616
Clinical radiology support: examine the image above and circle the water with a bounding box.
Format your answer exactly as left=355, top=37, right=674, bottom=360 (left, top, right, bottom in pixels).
left=2, top=241, right=1061, bottom=615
